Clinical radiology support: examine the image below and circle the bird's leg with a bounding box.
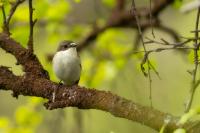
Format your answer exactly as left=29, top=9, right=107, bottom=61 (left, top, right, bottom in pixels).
left=52, top=80, right=63, bottom=102
left=70, top=79, right=79, bottom=89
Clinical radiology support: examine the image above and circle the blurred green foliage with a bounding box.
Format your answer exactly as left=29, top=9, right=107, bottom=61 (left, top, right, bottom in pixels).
left=173, top=0, right=183, bottom=9
left=0, top=97, right=43, bottom=133
left=173, top=128, right=186, bottom=133
left=74, top=0, right=81, bottom=3
left=102, top=0, right=116, bottom=8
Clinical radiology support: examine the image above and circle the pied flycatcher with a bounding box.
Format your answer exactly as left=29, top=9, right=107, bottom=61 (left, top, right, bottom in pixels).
left=53, top=40, right=81, bottom=86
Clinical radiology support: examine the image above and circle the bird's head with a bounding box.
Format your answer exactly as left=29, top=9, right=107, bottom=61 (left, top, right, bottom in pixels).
left=57, top=40, right=77, bottom=52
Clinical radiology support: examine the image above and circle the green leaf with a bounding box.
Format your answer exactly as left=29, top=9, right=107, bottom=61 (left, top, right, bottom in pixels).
left=173, top=128, right=186, bottom=133
left=104, top=61, right=117, bottom=81
left=9, top=0, right=16, bottom=4
left=74, top=0, right=81, bottom=3
left=159, top=124, right=166, bottom=133
left=90, top=62, right=106, bottom=86
left=15, top=106, right=42, bottom=127
left=9, top=127, right=34, bottom=133
left=11, top=26, right=29, bottom=47
left=0, top=0, right=6, bottom=7
left=45, top=0, right=71, bottom=21
left=0, top=117, right=9, bottom=128
left=173, top=0, right=183, bottom=9
left=114, top=59, right=126, bottom=69
left=96, top=28, right=131, bottom=58
left=28, top=97, right=44, bottom=106
left=13, top=5, right=29, bottom=22
left=102, top=0, right=116, bottom=8
left=0, top=2, right=3, bottom=7
left=178, top=108, right=198, bottom=125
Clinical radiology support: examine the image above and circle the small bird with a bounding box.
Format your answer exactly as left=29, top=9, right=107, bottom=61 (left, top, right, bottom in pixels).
left=53, top=40, right=81, bottom=86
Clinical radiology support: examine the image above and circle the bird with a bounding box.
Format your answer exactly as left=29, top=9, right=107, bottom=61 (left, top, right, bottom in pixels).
left=52, top=40, right=81, bottom=86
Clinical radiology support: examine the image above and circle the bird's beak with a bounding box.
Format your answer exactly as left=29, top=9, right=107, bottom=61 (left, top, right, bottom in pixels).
left=70, top=43, right=77, bottom=47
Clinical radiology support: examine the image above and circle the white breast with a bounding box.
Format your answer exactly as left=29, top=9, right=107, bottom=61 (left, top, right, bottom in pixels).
left=52, top=48, right=81, bottom=86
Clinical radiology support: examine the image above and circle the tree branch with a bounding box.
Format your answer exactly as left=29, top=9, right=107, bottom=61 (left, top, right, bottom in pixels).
left=2, top=0, right=25, bottom=34
left=0, top=65, right=199, bottom=132
left=27, top=0, right=36, bottom=52
left=1, top=5, right=6, bottom=27
left=77, top=0, right=175, bottom=51
left=0, top=33, right=49, bottom=79
left=157, top=24, right=181, bottom=43
left=0, top=66, right=184, bottom=132
left=185, top=7, right=200, bottom=112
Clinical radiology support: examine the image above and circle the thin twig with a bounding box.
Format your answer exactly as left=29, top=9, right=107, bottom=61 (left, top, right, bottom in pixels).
left=131, top=0, right=154, bottom=107
left=131, top=0, right=147, bottom=73
left=134, top=47, right=194, bottom=55
left=185, top=8, right=200, bottom=112
left=6, top=0, right=25, bottom=26
left=1, top=5, right=6, bottom=26
left=28, top=0, right=36, bottom=52
left=149, top=0, right=155, bottom=38
left=1, top=5, right=9, bottom=33
left=2, top=0, right=25, bottom=34
left=147, top=61, right=153, bottom=107
left=133, top=28, right=146, bottom=51
left=145, top=37, right=192, bottom=47
left=157, top=24, right=180, bottom=43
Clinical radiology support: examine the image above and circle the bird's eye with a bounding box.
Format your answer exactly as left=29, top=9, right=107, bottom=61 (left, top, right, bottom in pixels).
left=64, top=45, right=68, bottom=48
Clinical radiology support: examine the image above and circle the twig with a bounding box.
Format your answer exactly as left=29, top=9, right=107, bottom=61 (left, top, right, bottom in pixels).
left=145, top=37, right=192, bottom=47
left=149, top=0, right=155, bottom=38
left=134, top=46, right=194, bottom=71
left=6, top=0, right=25, bottom=26
left=28, top=0, right=37, bottom=52
left=1, top=5, right=9, bottom=34
left=185, top=8, right=200, bottom=112
left=147, top=61, right=153, bottom=107
left=133, top=28, right=147, bottom=51
left=1, top=5, right=6, bottom=27
left=139, top=46, right=194, bottom=54
left=157, top=24, right=180, bottom=43
left=131, top=0, right=154, bottom=107
left=2, top=0, right=25, bottom=34
left=131, top=0, right=148, bottom=74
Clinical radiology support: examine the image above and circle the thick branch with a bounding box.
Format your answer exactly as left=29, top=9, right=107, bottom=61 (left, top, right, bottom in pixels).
left=1, top=66, right=200, bottom=132
left=152, top=0, right=174, bottom=16
left=0, top=33, right=48, bottom=79
left=0, top=66, right=184, bottom=132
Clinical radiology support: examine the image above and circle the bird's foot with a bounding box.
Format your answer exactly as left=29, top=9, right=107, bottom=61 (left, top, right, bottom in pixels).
left=52, top=80, right=63, bottom=102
